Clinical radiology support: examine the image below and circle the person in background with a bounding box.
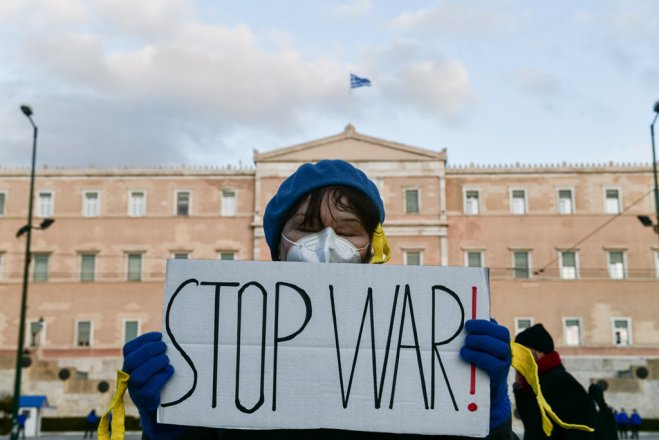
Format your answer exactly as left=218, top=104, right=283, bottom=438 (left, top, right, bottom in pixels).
left=121, top=160, right=515, bottom=440
left=16, top=411, right=28, bottom=439
left=84, top=409, right=98, bottom=438
left=616, top=409, right=629, bottom=439
left=513, top=324, right=597, bottom=440
left=588, top=383, right=617, bottom=440
left=629, top=409, right=641, bottom=440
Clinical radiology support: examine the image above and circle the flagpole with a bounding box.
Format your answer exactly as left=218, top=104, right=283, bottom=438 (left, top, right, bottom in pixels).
left=348, top=73, right=353, bottom=125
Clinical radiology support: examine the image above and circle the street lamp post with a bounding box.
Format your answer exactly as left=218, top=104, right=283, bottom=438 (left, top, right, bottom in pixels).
left=10, top=105, right=41, bottom=440
left=638, top=101, right=659, bottom=242
left=651, top=101, right=659, bottom=236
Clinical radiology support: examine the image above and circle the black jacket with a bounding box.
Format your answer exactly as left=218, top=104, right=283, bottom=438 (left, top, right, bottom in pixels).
left=513, top=363, right=597, bottom=440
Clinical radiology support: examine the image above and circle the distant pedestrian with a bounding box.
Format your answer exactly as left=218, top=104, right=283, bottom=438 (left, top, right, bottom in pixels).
left=616, top=408, right=629, bottom=439
left=16, top=411, right=28, bottom=439
left=629, top=409, right=642, bottom=440
left=588, top=383, right=617, bottom=440
left=84, top=409, right=99, bottom=438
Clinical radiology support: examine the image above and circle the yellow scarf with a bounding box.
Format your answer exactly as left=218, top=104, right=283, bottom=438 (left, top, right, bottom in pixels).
left=98, top=370, right=129, bottom=440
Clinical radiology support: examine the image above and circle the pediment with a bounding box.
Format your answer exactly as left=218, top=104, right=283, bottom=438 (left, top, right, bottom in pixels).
left=254, top=125, right=446, bottom=163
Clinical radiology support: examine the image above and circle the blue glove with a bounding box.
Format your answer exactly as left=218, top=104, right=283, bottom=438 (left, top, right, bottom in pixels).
left=460, top=319, right=512, bottom=429
left=123, top=332, right=186, bottom=440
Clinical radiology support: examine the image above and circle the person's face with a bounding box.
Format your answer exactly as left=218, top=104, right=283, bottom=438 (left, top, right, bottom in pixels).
left=278, top=190, right=370, bottom=262
left=530, top=348, right=545, bottom=361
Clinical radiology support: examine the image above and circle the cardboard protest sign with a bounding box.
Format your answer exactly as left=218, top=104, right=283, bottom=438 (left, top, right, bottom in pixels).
left=158, top=260, right=491, bottom=437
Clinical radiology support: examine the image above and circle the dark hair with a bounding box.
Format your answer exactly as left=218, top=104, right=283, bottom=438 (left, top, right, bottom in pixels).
left=277, top=185, right=380, bottom=261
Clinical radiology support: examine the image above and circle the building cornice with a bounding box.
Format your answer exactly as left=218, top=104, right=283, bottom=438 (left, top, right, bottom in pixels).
left=0, top=165, right=256, bottom=178
left=447, top=162, right=653, bottom=175
left=254, top=124, right=446, bottom=162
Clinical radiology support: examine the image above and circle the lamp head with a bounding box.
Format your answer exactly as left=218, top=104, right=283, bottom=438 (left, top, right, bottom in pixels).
left=20, top=105, right=33, bottom=117
left=39, top=218, right=55, bottom=230
left=654, top=101, right=659, bottom=114
left=637, top=215, right=653, bottom=227
left=16, top=225, right=30, bottom=238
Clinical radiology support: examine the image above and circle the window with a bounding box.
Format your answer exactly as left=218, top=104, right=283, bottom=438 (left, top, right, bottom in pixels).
left=563, top=318, right=582, bottom=346
left=83, top=191, right=100, bottom=217
left=28, top=319, right=46, bottom=348
left=38, top=191, right=54, bottom=217
left=465, top=251, right=483, bottom=267
left=176, top=191, right=190, bottom=216
left=515, top=318, right=534, bottom=335
left=127, top=253, right=143, bottom=281
left=405, top=189, right=420, bottom=214
left=221, top=190, right=236, bottom=216
left=129, top=191, right=146, bottom=217
left=33, top=254, right=49, bottom=281
left=510, top=189, right=527, bottom=215
left=0, top=191, right=5, bottom=215
left=612, top=318, right=631, bottom=346
left=218, top=252, right=235, bottom=261
left=608, top=251, right=626, bottom=279
left=558, top=189, right=573, bottom=214
left=604, top=189, right=621, bottom=214
left=513, top=251, right=530, bottom=279
left=559, top=251, right=578, bottom=279
left=404, top=251, right=422, bottom=265
left=76, top=321, right=92, bottom=347
left=80, top=254, right=96, bottom=282
left=173, top=252, right=189, bottom=259
left=124, top=320, right=139, bottom=344
left=464, top=190, right=480, bottom=215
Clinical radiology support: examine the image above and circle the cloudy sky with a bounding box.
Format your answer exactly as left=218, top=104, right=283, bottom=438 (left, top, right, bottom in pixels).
left=1, top=0, right=658, bottom=168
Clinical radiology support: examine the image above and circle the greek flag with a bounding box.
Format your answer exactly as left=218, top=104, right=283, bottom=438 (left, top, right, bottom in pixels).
left=350, top=73, right=371, bottom=89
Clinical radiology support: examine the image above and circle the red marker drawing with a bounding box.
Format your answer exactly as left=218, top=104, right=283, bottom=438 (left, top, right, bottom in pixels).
left=468, top=286, right=478, bottom=412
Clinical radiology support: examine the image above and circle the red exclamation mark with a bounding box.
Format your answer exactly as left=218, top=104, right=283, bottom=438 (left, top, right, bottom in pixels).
left=468, top=285, right=478, bottom=412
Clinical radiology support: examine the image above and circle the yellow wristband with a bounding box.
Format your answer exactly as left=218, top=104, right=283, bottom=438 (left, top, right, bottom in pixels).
left=98, top=370, right=130, bottom=440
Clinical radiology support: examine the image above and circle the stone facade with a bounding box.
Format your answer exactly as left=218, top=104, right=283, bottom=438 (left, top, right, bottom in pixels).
left=0, top=125, right=657, bottom=418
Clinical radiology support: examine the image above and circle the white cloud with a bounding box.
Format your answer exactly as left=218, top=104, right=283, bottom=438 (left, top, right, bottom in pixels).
left=333, top=0, right=373, bottom=17
left=41, top=0, right=88, bottom=25
left=358, top=41, right=478, bottom=124
left=0, top=0, right=24, bottom=19
left=14, top=4, right=349, bottom=123
left=389, top=1, right=515, bottom=38
left=0, top=0, right=356, bottom=166
left=385, top=59, right=478, bottom=122
left=92, top=0, right=192, bottom=39
left=0, top=0, right=87, bottom=28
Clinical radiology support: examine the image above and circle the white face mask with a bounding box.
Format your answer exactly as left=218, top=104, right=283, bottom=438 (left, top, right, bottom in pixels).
left=281, top=227, right=369, bottom=263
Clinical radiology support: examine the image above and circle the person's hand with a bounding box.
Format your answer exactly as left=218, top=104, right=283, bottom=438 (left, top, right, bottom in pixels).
left=122, top=332, right=185, bottom=439
left=123, top=332, right=173, bottom=413
left=460, top=319, right=512, bottom=429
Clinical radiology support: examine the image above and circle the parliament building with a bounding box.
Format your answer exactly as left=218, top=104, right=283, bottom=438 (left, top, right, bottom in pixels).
left=1, top=125, right=658, bottom=419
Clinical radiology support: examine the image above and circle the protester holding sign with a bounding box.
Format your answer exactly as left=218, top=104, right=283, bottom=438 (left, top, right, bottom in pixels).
left=121, top=160, right=514, bottom=439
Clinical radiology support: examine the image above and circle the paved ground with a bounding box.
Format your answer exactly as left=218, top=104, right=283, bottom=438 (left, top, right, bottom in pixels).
left=3, top=432, right=659, bottom=440
left=1, top=433, right=143, bottom=439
